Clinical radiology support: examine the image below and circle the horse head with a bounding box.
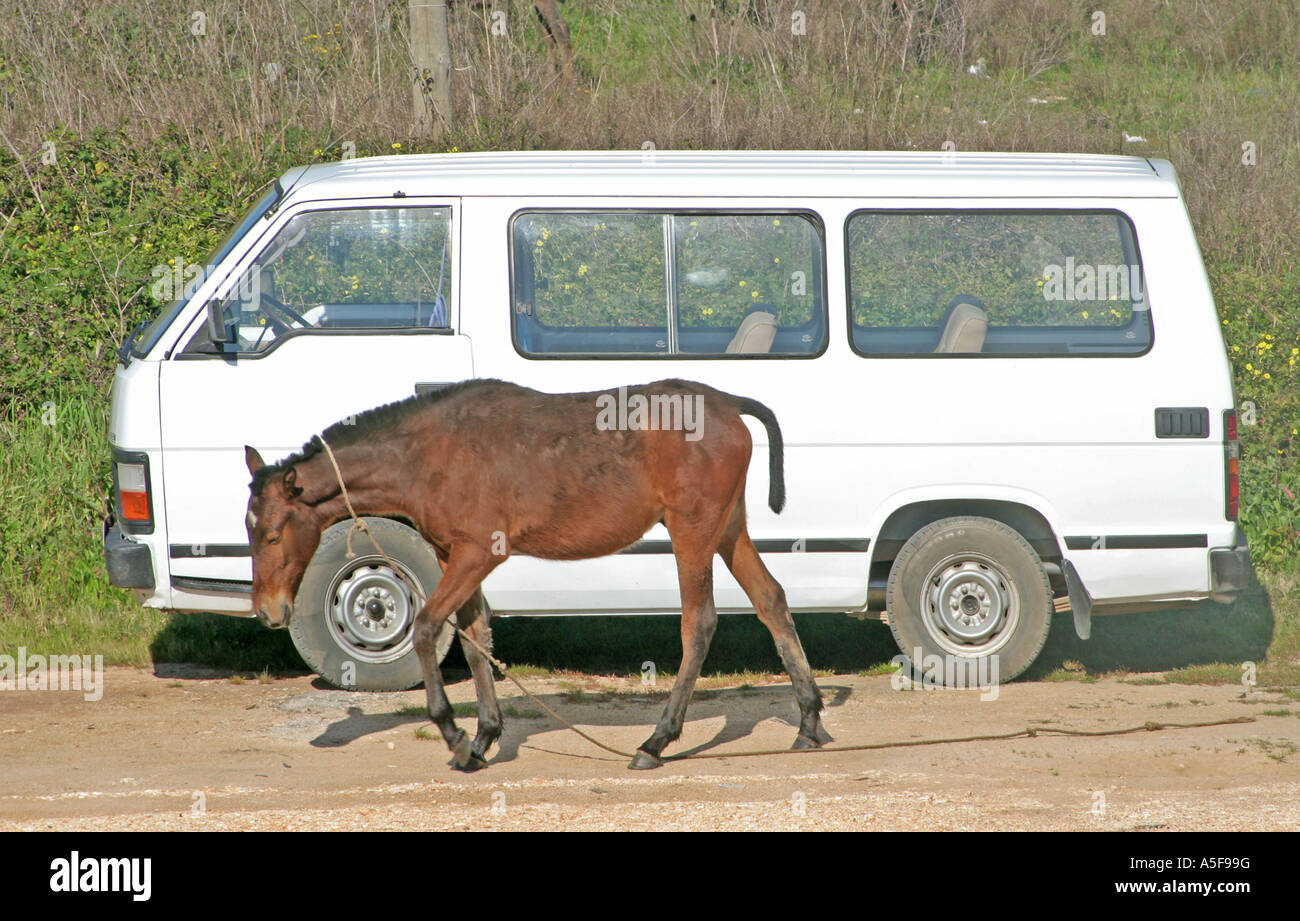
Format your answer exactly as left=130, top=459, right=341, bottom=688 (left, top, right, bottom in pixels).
left=244, top=445, right=324, bottom=628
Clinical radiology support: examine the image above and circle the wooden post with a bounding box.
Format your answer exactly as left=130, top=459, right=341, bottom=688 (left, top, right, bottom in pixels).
left=410, top=0, right=452, bottom=136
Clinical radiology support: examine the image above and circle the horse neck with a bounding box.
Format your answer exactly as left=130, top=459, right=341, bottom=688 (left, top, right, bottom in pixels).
left=307, top=441, right=405, bottom=522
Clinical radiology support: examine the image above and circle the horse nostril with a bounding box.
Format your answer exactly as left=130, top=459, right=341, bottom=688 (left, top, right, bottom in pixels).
left=279, top=600, right=293, bottom=628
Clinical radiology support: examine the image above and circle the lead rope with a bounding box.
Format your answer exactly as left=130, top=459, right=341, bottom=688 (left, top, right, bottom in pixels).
left=315, top=436, right=1256, bottom=764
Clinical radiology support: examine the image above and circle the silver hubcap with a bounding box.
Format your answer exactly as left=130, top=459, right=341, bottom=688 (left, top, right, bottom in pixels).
left=920, top=554, right=1019, bottom=656
left=327, top=557, right=421, bottom=664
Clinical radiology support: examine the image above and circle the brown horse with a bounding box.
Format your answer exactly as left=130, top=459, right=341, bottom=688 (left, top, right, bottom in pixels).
left=243, top=379, right=827, bottom=771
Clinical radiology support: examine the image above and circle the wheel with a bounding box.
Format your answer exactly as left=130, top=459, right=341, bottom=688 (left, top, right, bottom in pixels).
left=290, top=517, right=454, bottom=691
left=885, top=516, right=1052, bottom=685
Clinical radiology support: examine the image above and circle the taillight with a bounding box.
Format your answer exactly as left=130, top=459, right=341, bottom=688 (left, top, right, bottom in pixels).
left=1224, top=410, right=1239, bottom=520
left=114, top=455, right=153, bottom=533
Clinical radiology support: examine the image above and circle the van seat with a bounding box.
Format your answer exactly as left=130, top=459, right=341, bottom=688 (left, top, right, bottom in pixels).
left=933, top=296, right=988, bottom=354
left=725, top=310, right=778, bottom=354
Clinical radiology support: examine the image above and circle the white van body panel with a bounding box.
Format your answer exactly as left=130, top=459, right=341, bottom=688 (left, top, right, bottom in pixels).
left=106, top=152, right=1241, bottom=632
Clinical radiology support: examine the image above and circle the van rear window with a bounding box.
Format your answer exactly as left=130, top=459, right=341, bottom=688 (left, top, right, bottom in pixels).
left=846, top=210, right=1152, bottom=356
left=511, top=211, right=826, bottom=357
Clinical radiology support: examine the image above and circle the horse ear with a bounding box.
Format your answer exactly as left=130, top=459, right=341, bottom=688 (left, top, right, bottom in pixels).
left=245, top=445, right=265, bottom=474
left=282, top=466, right=303, bottom=500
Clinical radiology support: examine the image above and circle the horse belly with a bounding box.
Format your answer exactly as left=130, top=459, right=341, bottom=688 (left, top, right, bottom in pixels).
left=513, top=479, right=661, bottom=561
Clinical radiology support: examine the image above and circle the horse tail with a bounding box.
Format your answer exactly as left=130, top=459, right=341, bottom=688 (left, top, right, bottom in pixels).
left=735, top=397, right=786, bottom=514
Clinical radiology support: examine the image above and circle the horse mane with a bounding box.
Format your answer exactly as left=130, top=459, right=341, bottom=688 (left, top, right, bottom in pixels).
left=249, top=378, right=499, bottom=496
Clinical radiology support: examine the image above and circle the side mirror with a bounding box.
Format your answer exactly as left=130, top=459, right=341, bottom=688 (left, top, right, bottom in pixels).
left=205, top=300, right=235, bottom=345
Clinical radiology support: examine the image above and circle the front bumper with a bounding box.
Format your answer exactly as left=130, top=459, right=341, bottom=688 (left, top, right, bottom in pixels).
left=103, top=515, right=155, bottom=590
left=1208, top=526, right=1251, bottom=603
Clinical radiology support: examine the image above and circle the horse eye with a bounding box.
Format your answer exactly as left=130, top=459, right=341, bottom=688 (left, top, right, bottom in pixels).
left=265, top=533, right=282, bottom=545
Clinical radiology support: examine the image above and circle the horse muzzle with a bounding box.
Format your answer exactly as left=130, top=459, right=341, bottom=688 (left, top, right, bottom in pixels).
left=255, top=599, right=294, bottom=629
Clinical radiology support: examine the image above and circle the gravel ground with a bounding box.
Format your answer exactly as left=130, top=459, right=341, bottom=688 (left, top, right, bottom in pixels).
left=2, top=666, right=1298, bottom=831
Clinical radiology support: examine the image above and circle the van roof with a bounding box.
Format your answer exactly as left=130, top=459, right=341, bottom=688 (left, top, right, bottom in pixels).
left=279, top=150, right=1181, bottom=201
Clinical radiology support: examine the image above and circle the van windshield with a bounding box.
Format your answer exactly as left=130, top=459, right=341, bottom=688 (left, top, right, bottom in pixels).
left=129, top=182, right=281, bottom=358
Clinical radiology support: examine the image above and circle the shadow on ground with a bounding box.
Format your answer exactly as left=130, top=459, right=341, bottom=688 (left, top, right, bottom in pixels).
left=305, top=683, right=855, bottom=767
left=1024, top=573, right=1276, bottom=679
left=149, top=572, right=1277, bottom=685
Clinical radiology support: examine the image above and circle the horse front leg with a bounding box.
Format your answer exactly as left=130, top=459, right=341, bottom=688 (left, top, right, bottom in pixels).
left=413, top=547, right=501, bottom=771
left=454, top=588, right=503, bottom=769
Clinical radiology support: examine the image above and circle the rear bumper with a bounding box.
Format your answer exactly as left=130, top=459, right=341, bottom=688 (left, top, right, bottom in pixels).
left=1208, top=526, right=1251, bottom=603
left=103, top=516, right=155, bottom=590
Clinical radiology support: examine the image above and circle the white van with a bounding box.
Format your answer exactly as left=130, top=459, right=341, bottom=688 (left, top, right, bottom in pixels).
left=104, top=151, right=1250, bottom=690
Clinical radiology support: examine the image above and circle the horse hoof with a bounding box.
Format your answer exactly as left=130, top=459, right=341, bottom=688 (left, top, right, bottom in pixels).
left=447, top=731, right=473, bottom=769
left=452, top=754, right=489, bottom=773
left=791, top=733, right=822, bottom=751
left=628, top=750, right=663, bottom=771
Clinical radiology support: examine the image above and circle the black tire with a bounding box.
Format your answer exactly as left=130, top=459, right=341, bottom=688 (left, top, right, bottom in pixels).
left=289, top=517, right=454, bottom=691
left=886, top=516, right=1052, bottom=685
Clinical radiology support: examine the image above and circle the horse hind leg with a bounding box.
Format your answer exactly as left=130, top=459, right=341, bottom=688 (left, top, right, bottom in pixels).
left=631, top=535, right=718, bottom=770
left=719, top=509, right=828, bottom=749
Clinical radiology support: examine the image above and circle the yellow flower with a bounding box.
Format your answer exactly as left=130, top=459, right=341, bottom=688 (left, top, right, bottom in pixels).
left=1081, top=310, right=1089, bottom=319
left=72, top=224, right=80, bottom=232
left=391, top=142, right=402, bottom=150
left=751, top=290, right=759, bottom=298
left=577, top=264, right=588, bottom=276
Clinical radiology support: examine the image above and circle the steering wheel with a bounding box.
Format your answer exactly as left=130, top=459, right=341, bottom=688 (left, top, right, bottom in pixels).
left=258, top=293, right=312, bottom=333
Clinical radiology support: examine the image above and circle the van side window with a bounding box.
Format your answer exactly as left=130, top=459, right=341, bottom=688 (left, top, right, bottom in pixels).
left=512, top=211, right=825, bottom=357
left=198, top=206, right=453, bottom=354
left=846, top=211, right=1151, bottom=356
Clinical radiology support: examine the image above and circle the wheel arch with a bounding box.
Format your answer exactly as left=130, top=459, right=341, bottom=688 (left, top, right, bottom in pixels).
left=867, top=493, right=1066, bottom=609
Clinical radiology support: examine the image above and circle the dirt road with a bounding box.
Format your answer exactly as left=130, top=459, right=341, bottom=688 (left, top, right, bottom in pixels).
left=2, top=665, right=1297, bottom=831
